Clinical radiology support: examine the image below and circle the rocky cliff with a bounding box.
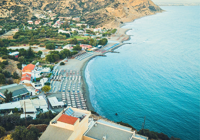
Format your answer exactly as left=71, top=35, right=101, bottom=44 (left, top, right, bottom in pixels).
left=0, top=0, right=162, bottom=27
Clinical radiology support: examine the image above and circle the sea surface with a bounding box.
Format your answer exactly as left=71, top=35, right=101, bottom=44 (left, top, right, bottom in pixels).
left=85, top=6, right=200, bottom=140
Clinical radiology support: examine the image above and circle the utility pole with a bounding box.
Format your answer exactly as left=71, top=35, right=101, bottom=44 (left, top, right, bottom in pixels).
left=142, top=116, right=146, bottom=130
left=24, top=101, right=27, bottom=126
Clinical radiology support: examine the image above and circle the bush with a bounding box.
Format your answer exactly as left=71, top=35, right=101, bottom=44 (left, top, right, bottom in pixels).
left=73, top=44, right=82, bottom=51
left=2, top=60, right=8, bottom=65
left=2, top=55, right=8, bottom=59
left=46, top=43, right=55, bottom=50
left=98, top=38, right=108, bottom=46
left=3, top=70, right=11, bottom=78
left=44, top=82, right=50, bottom=85
left=7, top=79, right=13, bottom=84
left=11, top=126, right=39, bottom=140
left=17, top=63, right=22, bottom=69
left=0, top=63, right=5, bottom=69
left=137, top=129, right=181, bottom=140
left=9, top=42, right=16, bottom=46
left=13, top=71, right=19, bottom=79
left=0, top=73, right=6, bottom=84
left=60, top=62, right=65, bottom=65
left=0, top=126, right=6, bottom=138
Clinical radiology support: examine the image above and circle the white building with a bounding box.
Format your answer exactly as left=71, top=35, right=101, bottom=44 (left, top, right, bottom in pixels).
left=71, top=28, right=78, bottom=32
left=0, top=96, right=48, bottom=118
left=58, top=29, right=71, bottom=34
left=28, top=21, right=33, bottom=24
left=93, top=28, right=102, bottom=32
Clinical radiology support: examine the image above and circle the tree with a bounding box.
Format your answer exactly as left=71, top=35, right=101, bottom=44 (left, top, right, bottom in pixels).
left=69, top=38, right=78, bottom=44
left=31, top=16, right=37, bottom=20
left=26, top=127, right=39, bottom=140
left=46, top=55, right=54, bottom=63
left=17, top=63, right=22, bottom=69
left=46, top=43, right=55, bottom=50
left=2, top=60, right=8, bottom=65
left=40, top=28, right=45, bottom=34
left=27, top=47, right=34, bottom=58
left=41, top=85, right=51, bottom=94
left=3, top=70, right=11, bottom=78
left=18, top=56, right=24, bottom=63
left=11, top=126, right=39, bottom=140
left=11, top=126, right=27, bottom=140
left=4, top=90, right=13, bottom=103
left=89, top=39, right=97, bottom=46
left=0, top=73, right=6, bottom=84
left=73, top=44, right=82, bottom=51
left=56, top=34, right=66, bottom=39
left=98, top=38, right=108, bottom=46
left=81, top=39, right=89, bottom=44
left=13, top=32, right=20, bottom=39
left=0, top=126, right=5, bottom=138
left=37, top=51, right=42, bottom=57
left=0, top=39, right=4, bottom=47
left=53, top=54, right=60, bottom=61
left=73, top=30, right=78, bottom=36
left=13, top=71, right=19, bottom=79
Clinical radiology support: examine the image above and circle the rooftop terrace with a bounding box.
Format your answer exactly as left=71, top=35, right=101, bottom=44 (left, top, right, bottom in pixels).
left=85, top=121, right=134, bottom=140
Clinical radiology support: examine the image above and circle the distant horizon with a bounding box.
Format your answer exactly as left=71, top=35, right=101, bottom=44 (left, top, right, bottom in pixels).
left=152, top=0, right=200, bottom=4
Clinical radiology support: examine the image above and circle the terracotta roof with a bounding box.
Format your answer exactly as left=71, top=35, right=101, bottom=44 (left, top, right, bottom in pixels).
left=57, top=114, right=78, bottom=125
left=22, top=64, right=35, bottom=72
left=21, top=73, right=31, bottom=81
left=80, top=44, right=92, bottom=48
left=22, top=73, right=31, bottom=77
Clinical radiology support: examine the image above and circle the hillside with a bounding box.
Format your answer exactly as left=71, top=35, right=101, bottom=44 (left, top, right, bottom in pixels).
left=0, top=0, right=162, bottom=27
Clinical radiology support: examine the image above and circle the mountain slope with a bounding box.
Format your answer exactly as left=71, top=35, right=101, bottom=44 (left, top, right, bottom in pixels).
left=0, top=0, right=162, bottom=27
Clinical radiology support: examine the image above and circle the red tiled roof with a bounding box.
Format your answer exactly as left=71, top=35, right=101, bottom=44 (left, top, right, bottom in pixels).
left=80, top=44, right=92, bottom=49
left=22, top=73, right=31, bottom=77
left=22, top=64, right=35, bottom=72
left=57, top=114, right=78, bottom=125
left=21, top=73, right=32, bottom=81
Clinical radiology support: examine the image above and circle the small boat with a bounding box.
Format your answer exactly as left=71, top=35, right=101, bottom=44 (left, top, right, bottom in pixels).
left=115, top=113, right=118, bottom=116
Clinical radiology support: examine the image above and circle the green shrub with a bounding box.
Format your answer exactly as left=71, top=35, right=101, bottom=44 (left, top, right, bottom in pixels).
left=0, top=126, right=5, bottom=138
left=2, top=55, right=8, bottom=59
left=2, top=60, right=8, bottom=65
left=17, top=63, right=22, bottom=69
left=60, top=62, right=65, bottom=65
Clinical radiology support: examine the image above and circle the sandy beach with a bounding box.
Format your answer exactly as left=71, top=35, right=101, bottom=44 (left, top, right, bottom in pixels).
left=80, top=27, right=131, bottom=111
left=55, top=27, right=131, bottom=111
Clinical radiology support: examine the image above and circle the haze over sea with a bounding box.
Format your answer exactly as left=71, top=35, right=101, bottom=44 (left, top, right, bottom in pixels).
left=85, top=6, right=200, bottom=140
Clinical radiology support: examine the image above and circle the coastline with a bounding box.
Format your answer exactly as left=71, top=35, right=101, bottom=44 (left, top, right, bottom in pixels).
left=80, top=56, right=96, bottom=111
left=80, top=13, right=165, bottom=111
left=81, top=27, right=132, bottom=111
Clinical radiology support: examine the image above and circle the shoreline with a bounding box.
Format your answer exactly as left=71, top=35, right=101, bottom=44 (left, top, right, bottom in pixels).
left=80, top=11, right=164, bottom=111
left=81, top=27, right=132, bottom=111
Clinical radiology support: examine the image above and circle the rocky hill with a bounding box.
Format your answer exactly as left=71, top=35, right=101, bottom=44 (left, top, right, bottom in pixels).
left=0, top=0, right=162, bottom=27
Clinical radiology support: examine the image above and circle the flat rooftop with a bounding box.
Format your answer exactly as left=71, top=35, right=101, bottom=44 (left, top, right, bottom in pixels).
left=0, top=84, right=29, bottom=97
left=85, top=122, right=134, bottom=140
left=39, top=125, right=73, bottom=140
left=63, top=108, right=87, bottom=122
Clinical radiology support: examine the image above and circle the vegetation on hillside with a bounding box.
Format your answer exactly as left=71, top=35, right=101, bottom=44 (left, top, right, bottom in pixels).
left=0, top=111, right=57, bottom=131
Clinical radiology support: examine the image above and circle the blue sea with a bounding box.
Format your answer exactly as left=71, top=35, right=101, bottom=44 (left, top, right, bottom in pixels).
left=85, top=6, right=200, bottom=140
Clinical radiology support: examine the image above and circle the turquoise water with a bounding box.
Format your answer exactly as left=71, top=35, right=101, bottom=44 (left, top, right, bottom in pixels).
left=85, top=6, right=200, bottom=140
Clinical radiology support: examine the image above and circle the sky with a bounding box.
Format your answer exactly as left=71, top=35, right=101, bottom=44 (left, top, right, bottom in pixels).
left=152, top=0, right=200, bottom=4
